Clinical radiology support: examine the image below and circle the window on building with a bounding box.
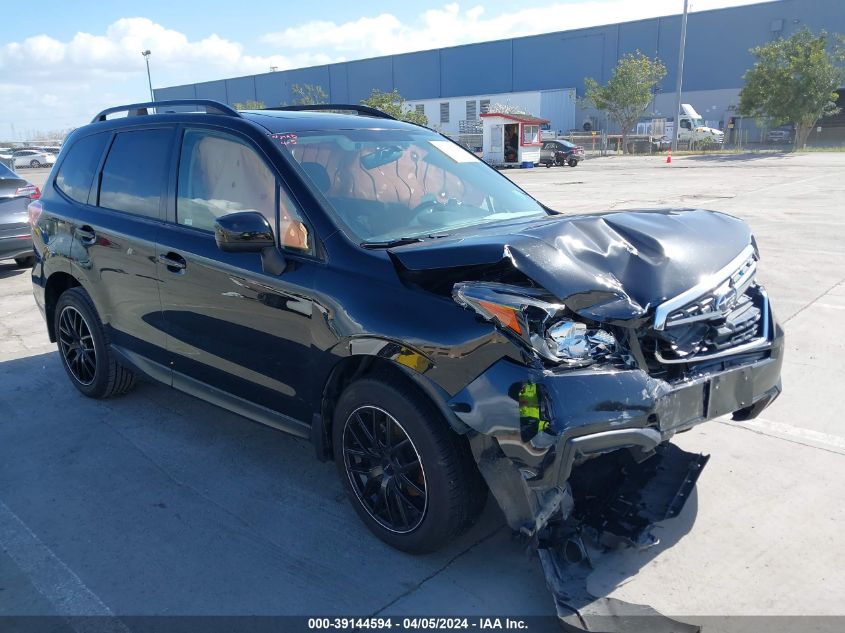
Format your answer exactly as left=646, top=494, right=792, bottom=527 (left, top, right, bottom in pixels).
left=466, top=100, right=477, bottom=121
left=99, top=129, right=173, bottom=219
left=480, top=99, right=491, bottom=114
left=415, top=104, right=424, bottom=115
left=522, top=125, right=540, bottom=145
left=440, top=102, right=450, bottom=123
left=55, top=133, right=109, bottom=205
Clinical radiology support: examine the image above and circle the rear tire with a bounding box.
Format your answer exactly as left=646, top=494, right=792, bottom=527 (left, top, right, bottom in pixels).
left=14, top=256, right=35, bottom=268
left=54, top=287, right=137, bottom=399
left=332, top=375, right=487, bottom=553
left=568, top=158, right=579, bottom=167
left=29, top=159, right=39, bottom=168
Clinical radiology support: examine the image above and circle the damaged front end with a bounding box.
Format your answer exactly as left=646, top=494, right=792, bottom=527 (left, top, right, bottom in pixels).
left=388, top=209, right=784, bottom=629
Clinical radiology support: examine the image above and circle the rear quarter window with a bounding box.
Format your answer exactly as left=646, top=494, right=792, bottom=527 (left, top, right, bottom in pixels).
left=55, top=133, right=109, bottom=204
left=99, top=128, right=173, bottom=219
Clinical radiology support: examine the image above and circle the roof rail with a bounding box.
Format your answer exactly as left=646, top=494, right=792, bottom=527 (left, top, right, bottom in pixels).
left=91, top=99, right=241, bottom=123
left=264, top=104, right=396, bottom=120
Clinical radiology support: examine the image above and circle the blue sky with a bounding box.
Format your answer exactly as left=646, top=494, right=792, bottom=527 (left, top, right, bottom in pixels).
left=0, top=0, right=770, bottom=138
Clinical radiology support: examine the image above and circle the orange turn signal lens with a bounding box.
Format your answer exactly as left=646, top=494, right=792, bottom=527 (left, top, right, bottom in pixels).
left=478, top=300, right=523, bottom=335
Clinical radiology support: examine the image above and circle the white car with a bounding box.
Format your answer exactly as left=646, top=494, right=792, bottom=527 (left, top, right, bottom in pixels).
left=12, top=149, right=55, bottom=169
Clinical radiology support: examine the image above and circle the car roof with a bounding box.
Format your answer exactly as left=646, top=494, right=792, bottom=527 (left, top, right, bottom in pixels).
left=240, top=110, right=424, bottom=134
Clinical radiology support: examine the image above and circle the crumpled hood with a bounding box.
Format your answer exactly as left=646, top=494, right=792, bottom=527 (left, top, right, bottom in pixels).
left=388, top=209, right=752, bottom=322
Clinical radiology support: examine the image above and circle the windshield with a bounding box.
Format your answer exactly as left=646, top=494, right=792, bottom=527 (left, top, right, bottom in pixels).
left=280, top=128, right=547, bottom=243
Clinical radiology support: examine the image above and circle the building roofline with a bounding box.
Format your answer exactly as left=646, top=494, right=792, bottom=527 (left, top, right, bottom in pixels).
left=157, top=0, right=791, bottom=94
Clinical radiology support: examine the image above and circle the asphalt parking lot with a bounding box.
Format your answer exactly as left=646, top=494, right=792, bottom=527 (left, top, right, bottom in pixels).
left=2, top=154, right=844, bottom=623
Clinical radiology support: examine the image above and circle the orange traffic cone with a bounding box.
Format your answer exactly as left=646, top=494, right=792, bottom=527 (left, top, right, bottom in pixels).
left=666, top=149, right=672, bottom=164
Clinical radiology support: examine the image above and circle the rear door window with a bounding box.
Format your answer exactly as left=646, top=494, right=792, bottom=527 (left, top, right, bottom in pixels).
left=55, top=133, right=109, bottom=204
left=99, top=128, right=173, bottom=219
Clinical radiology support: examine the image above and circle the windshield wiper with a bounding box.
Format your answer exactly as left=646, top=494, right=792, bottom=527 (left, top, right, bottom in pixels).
left=360, top=234, right=449, bottom=249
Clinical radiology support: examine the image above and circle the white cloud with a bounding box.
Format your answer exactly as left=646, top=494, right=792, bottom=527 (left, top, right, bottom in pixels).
left=261, top=0, right=771, bottom=59
left=0, top=17, right=329, bottom=136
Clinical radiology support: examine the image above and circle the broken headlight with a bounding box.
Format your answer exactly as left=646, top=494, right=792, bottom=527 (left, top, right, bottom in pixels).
left=452, top=281, right=618, bottom=366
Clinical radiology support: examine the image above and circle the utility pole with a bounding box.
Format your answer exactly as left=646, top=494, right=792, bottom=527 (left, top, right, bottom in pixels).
left=141, top=50, right=154, bottom=101
left=671, top=0, right=689, bottom=152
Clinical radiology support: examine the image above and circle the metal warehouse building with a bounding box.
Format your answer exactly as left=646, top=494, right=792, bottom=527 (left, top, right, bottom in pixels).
left=156, top=0, right=845, bottom=137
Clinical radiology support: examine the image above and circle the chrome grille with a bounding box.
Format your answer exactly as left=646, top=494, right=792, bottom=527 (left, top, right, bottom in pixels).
left=663, top=253, right=756, bottom=329
left=651, top=247, right=771, bottom=364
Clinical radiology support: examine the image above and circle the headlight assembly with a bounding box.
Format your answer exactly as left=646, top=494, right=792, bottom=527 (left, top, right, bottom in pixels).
left=452, top=281, right=618, bottom=366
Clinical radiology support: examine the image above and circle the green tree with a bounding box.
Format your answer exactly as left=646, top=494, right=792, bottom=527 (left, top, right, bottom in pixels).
left=738, top=29, right=843, bottom=149
left=360, top=89, right=428, bottom=125
left=291, top=83, right=328, bottom=105
left=232, top=100, right=265, bottom=111
left=583, top=51, right=666, bottom=154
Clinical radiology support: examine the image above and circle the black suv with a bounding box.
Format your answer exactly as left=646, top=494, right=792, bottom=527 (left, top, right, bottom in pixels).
left=30, top=100, right=783, bottom=555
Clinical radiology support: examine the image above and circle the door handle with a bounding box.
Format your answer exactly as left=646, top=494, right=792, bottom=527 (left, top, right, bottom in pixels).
left=158, top=252, right=187, bottom=272
left=76, top=225, right=96, bottom=244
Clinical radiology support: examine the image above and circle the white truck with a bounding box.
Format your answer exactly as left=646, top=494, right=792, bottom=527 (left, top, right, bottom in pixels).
left=673, top=104, right=725, bottom=146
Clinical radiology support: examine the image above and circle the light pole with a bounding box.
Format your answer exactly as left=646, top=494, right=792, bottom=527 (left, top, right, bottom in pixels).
left=141, top=50, right=154, bottom=102
left=671, top=0, right=689, bottom=152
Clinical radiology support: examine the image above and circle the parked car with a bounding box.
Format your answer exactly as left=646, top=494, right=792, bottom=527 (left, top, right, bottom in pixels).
left=0, top=163, right=39, bottom=267
left=540, top=139, right=584, bottom=166
left=652, top=135, right=672, bottom=151
left=12, top=149, right=56, bottom=169
left=766, top=126, right=794, bottom=144
left=31, top=99, right=783, bottom=558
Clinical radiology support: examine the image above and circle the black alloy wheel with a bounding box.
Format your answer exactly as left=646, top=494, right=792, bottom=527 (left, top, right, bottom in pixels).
left=57, top=305, right=97, bottom=385
left=342, top=405, right=428, bottom=533
left=332, top=376, right=487, bottom=553
left=53, top=287, right=137, bottom=398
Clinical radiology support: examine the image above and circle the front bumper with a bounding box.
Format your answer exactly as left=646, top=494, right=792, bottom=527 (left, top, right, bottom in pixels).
left=449, top=319, right=784, bottom=530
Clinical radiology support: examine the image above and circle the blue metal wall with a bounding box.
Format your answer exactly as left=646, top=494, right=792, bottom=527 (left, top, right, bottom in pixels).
left=155, top=0, right=845, bottom=106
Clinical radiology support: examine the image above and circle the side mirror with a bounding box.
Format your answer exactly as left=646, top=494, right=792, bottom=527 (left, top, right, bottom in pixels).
left=214, top=211, right=275, bottom=253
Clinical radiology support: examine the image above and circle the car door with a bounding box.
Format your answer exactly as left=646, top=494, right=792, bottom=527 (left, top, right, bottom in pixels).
left=157, top=125, right=318, bottom=425
left=65, top=126, right=173, bottom=374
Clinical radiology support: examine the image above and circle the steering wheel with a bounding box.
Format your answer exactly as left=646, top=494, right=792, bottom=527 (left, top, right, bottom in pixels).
left=410, top=198, right=445, bottom=225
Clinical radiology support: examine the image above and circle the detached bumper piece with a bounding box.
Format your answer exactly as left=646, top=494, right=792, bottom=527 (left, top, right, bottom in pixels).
left=568, top=443, right=709, bottom=549
left=537, top=444, right=708, bottom=633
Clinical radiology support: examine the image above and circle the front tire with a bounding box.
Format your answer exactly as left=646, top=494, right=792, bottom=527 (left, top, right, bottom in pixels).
left=333, top=375, right=487, bottom=553
left=54, top=287, right=137, bottom=398
left=29, top=159, right=40, bottom=168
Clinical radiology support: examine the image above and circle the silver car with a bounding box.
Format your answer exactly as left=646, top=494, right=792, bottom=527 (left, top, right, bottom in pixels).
left=0, top=162, right=38, bottom=267
left=12, top=149, right=56, bottom=169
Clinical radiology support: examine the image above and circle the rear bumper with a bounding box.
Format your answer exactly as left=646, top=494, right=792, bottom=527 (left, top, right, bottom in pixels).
left=0, top=233, right=33, bottom=261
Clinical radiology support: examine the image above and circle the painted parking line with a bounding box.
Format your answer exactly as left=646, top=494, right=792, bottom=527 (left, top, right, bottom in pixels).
left=726, top=417, right=845, bottom=453
left=0, top=499, right=131, bottom=632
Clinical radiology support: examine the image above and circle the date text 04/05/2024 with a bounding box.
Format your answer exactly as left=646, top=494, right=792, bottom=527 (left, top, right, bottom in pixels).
left=307, top=617, right=529, bottom=630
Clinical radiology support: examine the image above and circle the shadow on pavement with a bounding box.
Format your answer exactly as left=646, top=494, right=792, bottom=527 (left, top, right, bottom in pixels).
left=0, top=262, right=30, bottom=280
left=0, top=350, right=702, bottom=621
left=681, top=152, right=792, bottom=163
